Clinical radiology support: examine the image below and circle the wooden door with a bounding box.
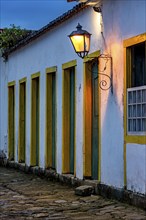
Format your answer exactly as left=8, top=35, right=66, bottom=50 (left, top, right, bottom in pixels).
left=91, top=62, right=98, bottom=179
left=70, top=68, right=75, bottom=173
left=52, top=73, right=56, bottom=168
left=8, top=85, right=15, bottom=160
left=36, top=78, right=39, bottom=166
left=46, top=72, right=56, bottom=169
left=31, top=77, right=39, bottom=166
left=62, top=66, right=75, bottom=174
left=19, top=82, right=26, bottom=162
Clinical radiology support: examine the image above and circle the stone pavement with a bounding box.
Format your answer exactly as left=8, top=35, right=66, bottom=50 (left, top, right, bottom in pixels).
left=0, top=167, right=145, bottom=220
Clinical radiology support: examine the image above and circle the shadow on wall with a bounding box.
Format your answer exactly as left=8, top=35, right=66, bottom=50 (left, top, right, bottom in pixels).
left=101, top=85, right=124, bottom=187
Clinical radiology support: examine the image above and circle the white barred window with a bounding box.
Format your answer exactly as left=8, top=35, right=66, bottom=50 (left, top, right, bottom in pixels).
left=127, top=86, right=146, bottom=134
left=126, top=41, right=146, bottom=135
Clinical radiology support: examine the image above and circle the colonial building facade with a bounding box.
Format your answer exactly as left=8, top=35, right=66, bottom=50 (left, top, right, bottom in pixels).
left=0, top=0, right=145, bottom=196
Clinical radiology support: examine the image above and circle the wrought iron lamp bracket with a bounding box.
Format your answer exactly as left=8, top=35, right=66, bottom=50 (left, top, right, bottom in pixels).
left=86, top=54, right=112, bottom=91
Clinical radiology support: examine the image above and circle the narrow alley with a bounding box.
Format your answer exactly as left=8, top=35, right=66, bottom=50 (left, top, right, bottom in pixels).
left=0, top=167, right=145, bottom=220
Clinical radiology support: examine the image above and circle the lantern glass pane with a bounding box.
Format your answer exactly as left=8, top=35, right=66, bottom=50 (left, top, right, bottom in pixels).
left=85, top=35, right=90, bottom=52
left=70, top=35, right=84, bottom=52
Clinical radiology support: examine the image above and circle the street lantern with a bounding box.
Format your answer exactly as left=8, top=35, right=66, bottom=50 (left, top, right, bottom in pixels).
left=68, top=23, right=91, bottom=59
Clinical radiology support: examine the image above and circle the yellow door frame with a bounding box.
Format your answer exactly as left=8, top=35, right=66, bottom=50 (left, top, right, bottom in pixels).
left=83, top=50, right=101, bottom=180
left=30, top=72, right=40, bottom=166
left=8, top=81, right=15, bottom=161
left=18, top=77, right=27, bottom=163
left=62, top=60, right=77, bottom=174
left=45, top=66, right=57, bottom=168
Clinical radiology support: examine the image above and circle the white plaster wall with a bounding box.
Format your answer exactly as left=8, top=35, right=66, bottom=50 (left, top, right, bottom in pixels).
left=0, top=58, right=2, bottom=152
left=0, top=58, right=2, bottom=151
left=56, top=65, right=63, bottom=174
left=39, top=68, right=46, bottom=168
left=100, top=0, right=146, bottom=189
left=75, top=60, right=84, bottom=179
left=127, top=144, right=146, bottom=194
left=15, top=81, right=19, bottom=162
left=0, top=58, right=8, bottom=156
left=25, top=78, right=31, bottom=166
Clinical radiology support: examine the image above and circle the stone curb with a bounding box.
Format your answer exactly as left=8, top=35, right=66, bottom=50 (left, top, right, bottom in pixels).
left=0, top=158, right=145, bottom=210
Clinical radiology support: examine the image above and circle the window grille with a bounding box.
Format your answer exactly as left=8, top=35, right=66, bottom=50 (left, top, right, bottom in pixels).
left=127, top=86, right=146, bottom=134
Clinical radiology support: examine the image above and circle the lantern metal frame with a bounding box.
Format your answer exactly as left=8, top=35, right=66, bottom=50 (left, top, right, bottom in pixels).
left=68, top=23, right=92, bottom=59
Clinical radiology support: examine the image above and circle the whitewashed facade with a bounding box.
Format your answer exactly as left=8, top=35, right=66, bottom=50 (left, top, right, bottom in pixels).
left=0, top=0, right=146, bottom=195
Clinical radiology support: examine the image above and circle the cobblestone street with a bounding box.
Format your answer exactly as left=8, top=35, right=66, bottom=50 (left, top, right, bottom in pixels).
left=0, top=167, right=145, bottom=220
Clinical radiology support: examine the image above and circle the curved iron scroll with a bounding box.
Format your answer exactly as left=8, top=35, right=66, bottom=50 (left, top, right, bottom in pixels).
left=87, top=54, right=112, bottom=91
left=98, top=72, right=112, bottom=90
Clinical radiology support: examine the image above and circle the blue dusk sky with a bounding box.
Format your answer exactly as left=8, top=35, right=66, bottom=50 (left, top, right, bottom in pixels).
left=0, top=0, right=78, bottom=30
